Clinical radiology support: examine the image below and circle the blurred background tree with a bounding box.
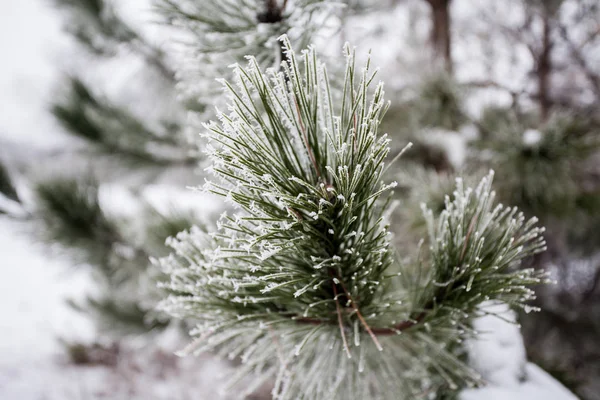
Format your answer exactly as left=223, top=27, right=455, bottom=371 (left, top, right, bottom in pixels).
left=27, top=0, right=206, bottom=341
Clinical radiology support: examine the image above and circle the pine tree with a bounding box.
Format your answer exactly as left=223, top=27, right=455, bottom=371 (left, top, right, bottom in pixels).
left=157, top=0, right=340, bottom=107
left=50, top=0, right=194, bottom=166
left=34, top=174, right=201, bottom=334
left=459, top=2, right=600, bottom=393
left=33, top=0, right=201, bottom=337
left=157, top=37, right=548, bottom=399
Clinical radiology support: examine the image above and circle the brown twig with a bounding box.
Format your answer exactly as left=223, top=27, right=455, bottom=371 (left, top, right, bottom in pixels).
left=332, top=271, right=382, bottom=350
left=287, top=207, right=303, bottom=221
left=290, top=261, right=432, bottom=340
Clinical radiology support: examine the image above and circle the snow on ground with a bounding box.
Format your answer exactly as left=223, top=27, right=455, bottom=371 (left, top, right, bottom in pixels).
left=0, top=217, right=94, bottom=398
left=461, top=302, right=578, bottom=400
left=0, top=216, right=239, bottom=400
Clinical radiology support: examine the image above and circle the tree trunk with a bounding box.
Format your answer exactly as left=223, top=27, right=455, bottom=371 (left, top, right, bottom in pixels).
left=538, top=12, right=552, bottom=122
left=426, top=0, right=453, bottom=73
left=257, top=0, right=288, bottom=67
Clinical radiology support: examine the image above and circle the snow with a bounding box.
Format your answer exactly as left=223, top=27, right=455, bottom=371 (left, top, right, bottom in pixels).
left=0, top=0, right=74, bottom=150
left=0, top=217, right=95, bottom=396
left=460, top=302, right=578, bottom=400
left=0, top=216, right=240, bottom=400
left=523, top=129, right=543, bottom=147
left=461, top=364, right=579, bottom=400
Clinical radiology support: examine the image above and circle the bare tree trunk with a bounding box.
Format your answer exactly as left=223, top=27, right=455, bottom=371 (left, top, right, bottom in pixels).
left=538, top=11, right=552, bottom=122
left=426, top=0, right=453, bottom=73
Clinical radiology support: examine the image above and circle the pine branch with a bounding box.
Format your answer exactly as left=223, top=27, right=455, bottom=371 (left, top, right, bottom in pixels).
left=69, top=295, right=169, bottom=335
left=157, top=38, right=549, bottom=399
left=0, top=160, right=20, bottom=204
left=35, top=176, right=203, bottom=335
left=53, top=0, right=175, bottom=80
left=414, top=74, right=466, bottom=131
left=35, top=175, right=112, bottom=243
left=51, top=76, right=193, bottom=166
left=472, top=114, right=600, bottom=218
left=156, top=0, right=340, bottom=102
left=141, top=205, right=206, bottom=257
left=35, top=175, right=123, bottom=272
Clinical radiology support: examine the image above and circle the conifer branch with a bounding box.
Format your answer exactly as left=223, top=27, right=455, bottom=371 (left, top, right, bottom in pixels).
left=54, top=0, right=175, bottom=80
left=157, top=0, right=340, bottom=102
left=52, top=77, right=193, bottom=166
left=158, top=37, right=549, bottom=399
left=35, top=176, right=200, bottom=334
left=0, top=160, right=20, bottom=204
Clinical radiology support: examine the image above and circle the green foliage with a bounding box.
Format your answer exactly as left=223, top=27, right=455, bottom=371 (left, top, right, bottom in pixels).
left=53, top=0, right=138, bottom=56
left=35, top=175, right=199, bottom=335
left=44, top=0, right=197, bottom=339
left=414, top=74, right=466, bottom=131
left=382, top=74, right=466, bottom=136
left=157, top=0, right=339, bottom=103
left=420, top=173, right=547, bottom=318
left=478, top=106, right=518, bottom=140
left=141, top=206, right=205, bottom=257
left=379, top=75, right=467, bottom=172
left=380, top=104, right=449, bottom=172
left=69, top=295, right=169, bottom=335
left=158, top=0, right=333, bottom=59
left=35, top=175, right=120, bottom=269
left=0, top=160, right=19, bottom=204
left=157, top=39, right=547, bottom=399
left=393, top=167, right=464, bottom=241
left=53, top=0, right=176, bottom=92
left=52, top=77, right=190, bottom=166
left=478, top=114, right=600, bottom=218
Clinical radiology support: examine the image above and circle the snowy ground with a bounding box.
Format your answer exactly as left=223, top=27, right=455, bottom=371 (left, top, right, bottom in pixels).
left=460, top=303, right=578, bottom=400
left=0, top=216, right=242, bottom=400
left=0, top=217, right=94, bottom=398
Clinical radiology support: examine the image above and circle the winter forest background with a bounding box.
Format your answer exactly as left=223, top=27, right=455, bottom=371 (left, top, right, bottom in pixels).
left=0, top=0, right=599, bottom=399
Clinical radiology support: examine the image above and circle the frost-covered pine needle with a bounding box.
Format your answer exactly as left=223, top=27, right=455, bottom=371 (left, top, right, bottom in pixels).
left=157, top=36, right=548, bottom=399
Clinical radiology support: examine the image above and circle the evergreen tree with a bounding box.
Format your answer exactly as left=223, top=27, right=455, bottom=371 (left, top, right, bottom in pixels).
left=157, top=0, right=340, bottom=108
left=34, top=174, right=201, bottom=334
left=32, top=0, right=201, bottom=338
left=459, top=1, right=600, bottom=391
